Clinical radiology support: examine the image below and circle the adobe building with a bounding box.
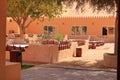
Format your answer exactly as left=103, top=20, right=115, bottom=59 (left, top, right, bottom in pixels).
left=6, top=16, right=116, bottom=43
left=7, top=16, right=115, bottom=36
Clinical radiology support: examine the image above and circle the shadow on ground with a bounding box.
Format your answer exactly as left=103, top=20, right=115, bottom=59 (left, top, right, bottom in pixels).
left=50, top=60, right=115, bottom=69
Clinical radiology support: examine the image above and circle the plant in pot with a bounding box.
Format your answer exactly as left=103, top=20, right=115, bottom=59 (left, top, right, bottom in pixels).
left=54, top=34, right=64, bottom=41
left=41, top=34, right=52, bottom=44
left=54, top=34, right=64, bottom=50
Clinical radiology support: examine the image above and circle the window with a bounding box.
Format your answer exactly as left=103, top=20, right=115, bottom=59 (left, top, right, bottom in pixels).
left=102, top=26, right=115, bottom=36
left=44, top=26, right=55, bottom=34
left=108, top=27, right=115, bottom=35
left=71, top=26, right=87, bottom=35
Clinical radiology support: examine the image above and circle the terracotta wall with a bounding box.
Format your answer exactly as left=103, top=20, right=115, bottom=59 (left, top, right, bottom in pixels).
left=6, top=16, right=116, bottom=36
left=22, top=44, right=58, bottom=63
left=5, top=40, right=89, bottom=63
left=5, top=62, right=21, bottom=80
left=90, top=35, right=115, bottom=43
left=0, top=0, right=6, bottom=79
left=6, top=18, right=19, bottom=34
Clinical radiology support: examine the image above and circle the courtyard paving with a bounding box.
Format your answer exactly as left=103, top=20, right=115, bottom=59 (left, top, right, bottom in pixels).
left=21, top=43, right=117, bottom=80
left=22, top=66, right=116, bottom=80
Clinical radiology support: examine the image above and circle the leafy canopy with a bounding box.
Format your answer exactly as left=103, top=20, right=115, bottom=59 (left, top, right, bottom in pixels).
left=7, top=0, right=63, bottom=35
left=62, top=0, right=116, bottom=13
left=7, top=0, right=117, bottom=35
left=7, top=0, right=63, bottom=18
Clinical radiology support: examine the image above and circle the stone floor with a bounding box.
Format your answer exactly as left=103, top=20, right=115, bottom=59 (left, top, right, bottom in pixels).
left=21, top=43, right=117, bottom=80
left=22, top=66, right=117, bottom=80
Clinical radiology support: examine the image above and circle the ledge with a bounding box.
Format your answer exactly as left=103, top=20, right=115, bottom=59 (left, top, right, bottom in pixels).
left=5, top=61, right=21, bottom=80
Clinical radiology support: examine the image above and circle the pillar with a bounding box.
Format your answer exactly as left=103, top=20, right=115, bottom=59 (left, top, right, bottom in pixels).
left=0, top=0, right=6, bottom=79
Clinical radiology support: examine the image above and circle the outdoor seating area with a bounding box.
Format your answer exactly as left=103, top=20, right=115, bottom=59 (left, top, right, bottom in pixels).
left=6, top=34, right=90, bottom=64
left=5, top=33, right=116, bottom=73
left=6, top=34, right=114, bottom=64
left=5, top=34, right=116, bottom=80
left=89, top=41, right=105, bottom=49
left=4, top=33, right=116, bottom=80
left=22, top=40, right=88, bottom=63
left=41, top=40, right=71, bottom=50
left=0, top=1, right=117, bottom=80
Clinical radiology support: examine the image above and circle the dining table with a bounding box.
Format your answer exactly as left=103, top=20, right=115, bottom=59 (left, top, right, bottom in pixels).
left=6, top=43, right=29, bottom=64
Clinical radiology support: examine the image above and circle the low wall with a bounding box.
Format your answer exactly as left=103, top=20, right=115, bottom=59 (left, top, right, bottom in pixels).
left=22, top=42, right=88, bottom=63
left=68, top=35, right=90, bottom=40
left=22, top=44, right=58, bottom=63
left=71, top=40, right=89, bottom=57
left=5, top=62, right=21, bottom=80
left=57, top=48, right=73, bottom=62
left=6, top=40, right=89, bottom=64
left=90, top=35, right=115, bottom=43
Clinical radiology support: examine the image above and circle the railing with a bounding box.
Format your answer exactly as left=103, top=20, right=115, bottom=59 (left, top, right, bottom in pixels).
left=68, top=39, right=85, bottom=46
left=89, top=41, right=104, bottom=49
left=58, top=41, right=71, bottom=50
left=41, top=40, right=71, bottom=50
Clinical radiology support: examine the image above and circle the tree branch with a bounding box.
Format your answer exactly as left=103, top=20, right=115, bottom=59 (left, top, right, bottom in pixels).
left=12, top=16, right=18, bottom=22
left=24, top=18, right=36, bottom=29
left=11, top=16, right=21, bottom=25
left=22, top=15, right=28, bottom=27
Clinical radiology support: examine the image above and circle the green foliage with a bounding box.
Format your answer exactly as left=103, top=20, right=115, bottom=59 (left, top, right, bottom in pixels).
left=7, top=0, right=117, bottom=36
left=7, top=0, right=63, bottom=18
left=54, top=34, right=64, bottom=41
left=41, top=34, right=51, bottom=40
left=7, top=0, right=63, bottom=35
left=89, top=0, right=116, bottom=13
left=61, top=0, right=116, bottom=13
left=21, top=64, right=34, bottom=70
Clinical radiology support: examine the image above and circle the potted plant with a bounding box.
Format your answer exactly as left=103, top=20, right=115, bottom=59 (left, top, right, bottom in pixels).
left=54, top=34, right=64, bottom=41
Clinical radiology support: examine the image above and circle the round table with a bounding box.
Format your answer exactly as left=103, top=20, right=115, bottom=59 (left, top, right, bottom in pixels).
left=6, top=44, right=29, bottom=64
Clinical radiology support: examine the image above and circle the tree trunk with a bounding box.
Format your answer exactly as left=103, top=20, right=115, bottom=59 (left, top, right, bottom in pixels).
left=117, top=1, right=120, bottom=55
left=117, top=0, right=120, bottom=79
left=114, top=0, right=120, bottom=55
left=19, top=26, right=25, bottom=38
left=114, top=12, right=118, bottom=55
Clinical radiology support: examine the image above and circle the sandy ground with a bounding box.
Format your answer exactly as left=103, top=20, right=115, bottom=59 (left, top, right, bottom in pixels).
left=50, top=43, right=115, bottom=69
